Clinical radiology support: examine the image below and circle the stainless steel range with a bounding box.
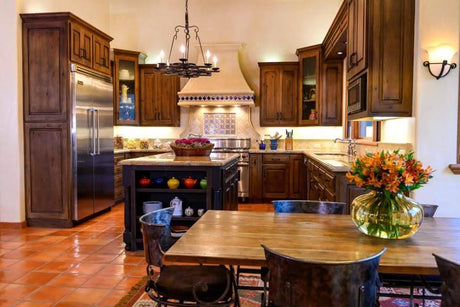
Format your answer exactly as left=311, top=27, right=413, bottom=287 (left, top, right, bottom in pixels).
left=211, top=138, right=250, bottom=201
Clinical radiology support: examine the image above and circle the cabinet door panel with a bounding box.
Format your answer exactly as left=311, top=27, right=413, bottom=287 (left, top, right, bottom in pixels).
left=24, top=23, right=68, bottom=122
left=249, top=154, right=262, bottom=201
left=25, top=123, right=70, bottom=221
left=262, top=164, right=289, bottom=199
left=92, top=34, right=110, bottom=74
left=156, top=74, right=180, bottom=126
left=260, top=68, right=280, bottom=125
left=280, top=66, right=298, bottom=126
left=321, top=60, right=343, bottom=126
left=140, top=67, right=157, bottom=125
left=70, top=22, right=91, bottom=68
left=290, top=155, right=305, bottom=198
left=347, top=0, right=367, bottom=79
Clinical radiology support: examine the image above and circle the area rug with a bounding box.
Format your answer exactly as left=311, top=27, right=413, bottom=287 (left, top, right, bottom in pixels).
left=117, top=274, right=441, bottom=307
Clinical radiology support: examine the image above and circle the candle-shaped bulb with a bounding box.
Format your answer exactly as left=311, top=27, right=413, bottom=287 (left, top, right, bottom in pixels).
left=206, top=50, right=211, bottom=63
left=159, top=50, right=165, bottom=63
left=180, top=45, right=186, bottom=59
left=213, top=56, right=218, bottom=68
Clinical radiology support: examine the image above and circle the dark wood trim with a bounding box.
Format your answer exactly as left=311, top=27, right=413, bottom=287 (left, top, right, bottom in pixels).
left=0, top=221, right=28, bottom=229
left=449, top=164, right=460, bottom=174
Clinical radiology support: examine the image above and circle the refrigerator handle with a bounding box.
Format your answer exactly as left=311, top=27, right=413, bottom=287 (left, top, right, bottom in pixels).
left=95, top=109, right=100, bottom=155
left=90, top=108, right=96, bottom=156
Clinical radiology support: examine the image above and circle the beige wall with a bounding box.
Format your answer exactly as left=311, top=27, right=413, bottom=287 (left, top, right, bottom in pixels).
left=0, top=0, right=23, bottom=223
left=1, top=0, right=460, bottom=222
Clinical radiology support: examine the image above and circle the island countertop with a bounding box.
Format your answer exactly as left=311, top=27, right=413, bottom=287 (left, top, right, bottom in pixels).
left=119, top=152, right=239, bottom=167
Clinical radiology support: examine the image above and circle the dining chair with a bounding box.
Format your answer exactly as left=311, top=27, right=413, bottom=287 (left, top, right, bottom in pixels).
left=261, top=244, right=386, bottom=307
left=378, top=203, right=441, bottom=306
left=140, top=207, right=239, bottom=306
left=236, top=200, right=346, bottom=306
left=432, top=253, right=460, bottom=307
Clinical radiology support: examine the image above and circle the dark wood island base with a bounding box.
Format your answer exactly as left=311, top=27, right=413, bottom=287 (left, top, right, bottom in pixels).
left=120, top=153, right=239, bottom=251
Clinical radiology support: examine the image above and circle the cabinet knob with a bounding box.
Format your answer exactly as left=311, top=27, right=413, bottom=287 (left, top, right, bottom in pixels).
left=80, top=48, right=87, bottom=59
left=349, top=52, right=357, bottom=67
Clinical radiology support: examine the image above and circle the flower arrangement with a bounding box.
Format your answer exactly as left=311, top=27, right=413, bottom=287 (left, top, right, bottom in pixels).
left=346, top=150, right=434, bottom=239
left=346, top=150, right=433, bottom=194
left=170, top=138, right=214, bottom=156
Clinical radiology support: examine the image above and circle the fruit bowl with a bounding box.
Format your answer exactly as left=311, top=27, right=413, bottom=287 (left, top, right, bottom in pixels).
left=170, top=138, right=214, bottom=156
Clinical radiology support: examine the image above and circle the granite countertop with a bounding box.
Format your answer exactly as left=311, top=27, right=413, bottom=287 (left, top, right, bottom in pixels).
left=249, top=149, right=352, bottom=172
left=119, top=152, right=239, bottom=167
left=114, top=148, right=171, bottom=154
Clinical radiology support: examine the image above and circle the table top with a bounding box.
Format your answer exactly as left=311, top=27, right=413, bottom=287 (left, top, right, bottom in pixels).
left=163, top=210, right=460, bottom=275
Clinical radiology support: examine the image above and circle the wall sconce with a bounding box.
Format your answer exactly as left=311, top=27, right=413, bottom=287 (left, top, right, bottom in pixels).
left=423, top=45, right=457, bottom=79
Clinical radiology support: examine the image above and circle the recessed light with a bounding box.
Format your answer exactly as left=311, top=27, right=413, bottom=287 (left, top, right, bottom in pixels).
left=337, top=51, right=344, bottom=55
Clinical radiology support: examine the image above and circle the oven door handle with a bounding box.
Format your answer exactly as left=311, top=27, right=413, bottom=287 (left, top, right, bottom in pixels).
left=238, top=162, right=249, bottom=166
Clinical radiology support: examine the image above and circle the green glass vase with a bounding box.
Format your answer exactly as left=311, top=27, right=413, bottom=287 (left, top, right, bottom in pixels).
left=351, top=190, right=424, bottom=239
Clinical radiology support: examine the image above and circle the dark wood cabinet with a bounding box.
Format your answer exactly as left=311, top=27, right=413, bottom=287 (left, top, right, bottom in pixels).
left=24, top=123, right=71, bottom=227
left=346, top=0, right=367, bottom=80
left=296, top=45, right=321, bottom=126
left=347, top=0, right=415, bottom=120
left=140, top=65, right=180, bottom=126
left=259, top=62, right=298, bottom=126
left=92, top=34, right=110, bottom=75
left=321, top=60, right=343, bottom=126
left=21, top=12, right=112, bottom=227
left=249, top=153, right=305, bottom=202
left=113, top=49, right=145, bottom=125
left=307, top=160, right=337, bottom=203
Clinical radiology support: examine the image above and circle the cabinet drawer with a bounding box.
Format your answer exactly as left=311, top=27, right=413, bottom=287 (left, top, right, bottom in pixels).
left=263, top=154, right=290, bottom=164
left=321, top=170, right=335, bottom=190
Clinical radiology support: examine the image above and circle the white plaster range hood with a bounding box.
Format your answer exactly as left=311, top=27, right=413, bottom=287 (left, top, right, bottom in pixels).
left=178, top=44, right=255, bottom=107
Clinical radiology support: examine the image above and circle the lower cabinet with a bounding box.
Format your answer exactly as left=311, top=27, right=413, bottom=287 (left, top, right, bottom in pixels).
left=249, top=153, right=306, bottom=202
left=306, top=158, right=368, bottom=213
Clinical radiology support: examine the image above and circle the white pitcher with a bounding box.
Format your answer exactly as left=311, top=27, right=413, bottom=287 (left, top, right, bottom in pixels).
left=170, top=197, right=182, bottom=216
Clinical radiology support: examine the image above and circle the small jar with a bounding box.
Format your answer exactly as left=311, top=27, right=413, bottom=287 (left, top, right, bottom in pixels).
left=140, top=139, right=149, bottom=149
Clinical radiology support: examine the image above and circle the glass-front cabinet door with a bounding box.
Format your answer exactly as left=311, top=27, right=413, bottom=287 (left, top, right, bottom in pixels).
left=296, top=45, right=321, bottom=126
left=113, top=49, right=146, bottom=125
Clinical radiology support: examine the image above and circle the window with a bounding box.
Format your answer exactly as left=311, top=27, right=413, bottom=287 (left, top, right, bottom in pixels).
left=346, top=121, right=381, bottom=144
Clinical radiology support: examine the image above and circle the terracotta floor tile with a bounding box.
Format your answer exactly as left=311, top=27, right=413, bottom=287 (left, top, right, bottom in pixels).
left=2, top=260, right=45, bottom=272
left=0, top=242, right=24, bottom=249
left=26, top=250, right=63, bottom=261
left=54, top=303, right=90, bottom=307
left=98, top=264, right=135, bottom=276
left=0, top=258, right=19, bottom=269
left=49, top=230, right=78, bottom=237
left=15, top=272, right=59, bottom=285
left=71, top=244, right=103, bottom=254
left=115, top=276, right=142, bottom=290
left=96, top=245, right=125, bottom=255
left=0, top=269, right=28, bottom=283
left=97, top=289, right=129, bottom=306
left=15, top=301, right=55, bottom=307
left=0, top=299, right=18, bottom=307
left=60, top=287, right=109, bottom=305
left=46, top=273, right=91, bottom=288
left=112, top=254, right=144, bottom=265
left=27, top=285, right=74, bottom=302
left=20, top=242, right=51, bottom=251
left=66, top=263, right=106, bottom=275
left=0, top=283, right=39, bottom=299
left=128, top=264, right=147, bottom=277
left=80, top=238, right=113, bottom=246
left=35, top=236, right=67, bottom=244
left=81, top=274, right=124, bottom=289
left=0, top=249, right=38, bottom=259
left=0, top=282, right=6, bottom=289
left=82, top=253, right=118, bottom=264
left=35, top=261, right=76, bottom=273
left=54, top=252, right=89, bottom=263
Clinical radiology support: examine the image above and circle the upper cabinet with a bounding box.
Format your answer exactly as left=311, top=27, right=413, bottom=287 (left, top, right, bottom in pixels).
left=296, top=45, right=321, bottom=126
left=346, top=0, right=367, bottom=80
left=259, top=62, right=298, bottom=127
left=113, top=49, right=145, bottom=126
left=140, top=65, right=180, bottom=127
left=347, top=0, right=415, bottom=120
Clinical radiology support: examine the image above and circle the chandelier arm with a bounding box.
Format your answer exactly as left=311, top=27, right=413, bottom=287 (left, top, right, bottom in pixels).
left=193, top=28, right=207, bottom=64
left=167, top=27, right=181, bottom=63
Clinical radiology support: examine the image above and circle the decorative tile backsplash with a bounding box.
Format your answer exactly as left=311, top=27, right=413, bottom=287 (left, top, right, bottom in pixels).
left=204, top=113, right=236, bottom=135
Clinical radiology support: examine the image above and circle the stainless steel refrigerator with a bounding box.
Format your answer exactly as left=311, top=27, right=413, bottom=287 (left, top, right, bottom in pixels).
left=71, top=64, right=114, bottom=221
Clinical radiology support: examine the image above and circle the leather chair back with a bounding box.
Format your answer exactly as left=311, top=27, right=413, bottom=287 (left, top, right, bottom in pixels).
left=433, top=253, right=460, bottom=307
left=262, top=244, right=385, bottom=307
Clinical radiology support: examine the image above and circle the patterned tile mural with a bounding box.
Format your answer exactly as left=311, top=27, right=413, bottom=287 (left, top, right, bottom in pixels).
left=204, top=113, right=236, bottom=135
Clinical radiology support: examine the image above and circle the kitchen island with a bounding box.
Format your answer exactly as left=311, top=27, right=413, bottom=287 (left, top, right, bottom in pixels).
left=120, top=152, right=239, bottom=250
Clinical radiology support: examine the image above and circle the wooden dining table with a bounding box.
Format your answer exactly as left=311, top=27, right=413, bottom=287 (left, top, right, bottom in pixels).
left=163, top=210, right=460, bottom=275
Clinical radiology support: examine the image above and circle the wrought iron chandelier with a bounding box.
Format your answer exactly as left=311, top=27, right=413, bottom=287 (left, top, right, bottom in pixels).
left=156, top=0, right=219, bottom=78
